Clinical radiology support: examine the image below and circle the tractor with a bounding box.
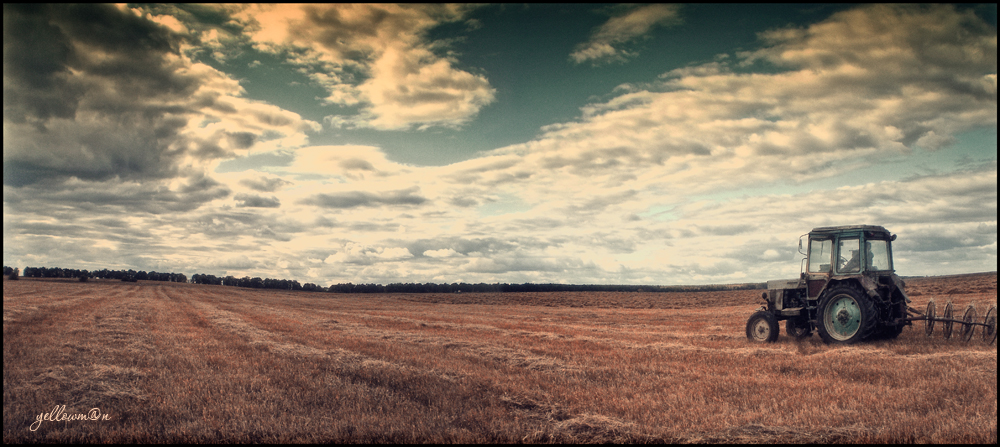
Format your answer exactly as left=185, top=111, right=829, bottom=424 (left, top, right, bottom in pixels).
left=746, top=225, right=996, bottom=345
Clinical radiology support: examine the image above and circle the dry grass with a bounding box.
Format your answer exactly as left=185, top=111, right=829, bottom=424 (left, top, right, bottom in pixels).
left=4, top=274, right=996, bottom=443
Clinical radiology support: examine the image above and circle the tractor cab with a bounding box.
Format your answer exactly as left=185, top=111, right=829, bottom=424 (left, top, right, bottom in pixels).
left=749, top=225, right=996, bottom=345
left=801, top=225, right=898, bottom=300
left=747, top=225, right=911, bottom=345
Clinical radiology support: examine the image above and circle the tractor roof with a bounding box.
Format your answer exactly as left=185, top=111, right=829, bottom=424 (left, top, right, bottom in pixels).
left=810, top=225, right=890, bottom=236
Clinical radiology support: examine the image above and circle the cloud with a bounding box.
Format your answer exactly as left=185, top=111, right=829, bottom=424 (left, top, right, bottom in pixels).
left=301, top=187, right=427, bottom=209
left=324, top=243, right=413, bottom=265
left=3, top=4, right=319, bottom=189
left=4, top=174, right=231, bottom=216
left=423, top=248, right=462, bottom=258
left=285, top=145, right=407, bottom=180
left=570, top=4, right=681, bottom=65
left=230, top=4, right=495, bottom=130
left=239, top=175, right=292, bottom=192
left=234, top=193, right=280, bottom=208
left=484, top=4, right=996, bottom=203
left=210, top=255, right=261, bottom=270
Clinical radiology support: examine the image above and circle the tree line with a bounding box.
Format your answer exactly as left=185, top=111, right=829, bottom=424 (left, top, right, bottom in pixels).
left=4, top=265, right=764, bottom=293
left=5, top=266, right=187, bottom=283
left=189, top=273, right=322, bottom=292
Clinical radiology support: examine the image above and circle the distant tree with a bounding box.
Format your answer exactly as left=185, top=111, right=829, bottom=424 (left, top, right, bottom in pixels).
left=328, top=283, right=353, bottom=293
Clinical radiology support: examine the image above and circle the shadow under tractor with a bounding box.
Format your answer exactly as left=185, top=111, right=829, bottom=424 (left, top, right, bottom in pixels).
left=746, top=225, right=996, bottom=345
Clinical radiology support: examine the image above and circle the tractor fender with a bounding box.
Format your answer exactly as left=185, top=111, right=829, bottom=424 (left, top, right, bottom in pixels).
left=890, top=274, right=910, bottom=303
left=858, top=275, right=882, bottom=300
left=813, top=276, right=876, bottom=304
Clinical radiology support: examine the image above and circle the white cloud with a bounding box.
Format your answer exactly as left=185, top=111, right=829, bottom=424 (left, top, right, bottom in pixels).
left=231, top=4, right=495, bottom=130
left=423, top=248, right=462, bottom=258
left=570, top=4, right=681, bottom=65
left=324, top=243, right=414, bottom=265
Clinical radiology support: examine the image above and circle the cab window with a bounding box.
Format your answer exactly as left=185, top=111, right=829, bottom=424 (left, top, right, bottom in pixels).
left=867, top=240, right=891, bottom=271
left=838, top=237, right=861, bottom=273
left=809, top=239, right=833, bottom=273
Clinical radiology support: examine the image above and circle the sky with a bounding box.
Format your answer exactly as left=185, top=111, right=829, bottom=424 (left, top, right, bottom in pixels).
left=3, top=3, right=997, bottom=286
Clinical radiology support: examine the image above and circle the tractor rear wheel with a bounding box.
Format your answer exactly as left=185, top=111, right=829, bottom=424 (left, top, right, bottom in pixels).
left=746, top=311, right=779, bottom=343
left=816, top=283, right=878, bottom=345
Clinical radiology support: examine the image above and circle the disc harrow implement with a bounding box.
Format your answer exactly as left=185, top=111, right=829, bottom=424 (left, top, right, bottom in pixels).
left=908, top=300, right=997, bottom=344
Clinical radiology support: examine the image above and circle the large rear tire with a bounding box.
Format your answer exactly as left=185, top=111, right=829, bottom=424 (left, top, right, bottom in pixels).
left=746, top=311, right=779, bottom=343
left=816, top=283, right=878, bottom=345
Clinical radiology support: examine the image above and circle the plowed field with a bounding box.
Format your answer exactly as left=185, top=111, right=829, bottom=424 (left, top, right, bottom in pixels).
left=4, top=273, right=996, bottom=443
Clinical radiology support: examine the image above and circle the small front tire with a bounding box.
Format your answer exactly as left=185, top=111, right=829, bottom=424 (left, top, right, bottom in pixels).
left=747, top=311, right=779, bottom=343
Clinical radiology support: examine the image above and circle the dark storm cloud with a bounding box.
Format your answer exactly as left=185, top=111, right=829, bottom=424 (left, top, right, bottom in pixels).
left=4, top=4, right=189, bottom=185
left=3, top=4, right=306, bottom=189
left=300, top=187, right=427, bottom=209
left=3, top=4, right=179, bottom=125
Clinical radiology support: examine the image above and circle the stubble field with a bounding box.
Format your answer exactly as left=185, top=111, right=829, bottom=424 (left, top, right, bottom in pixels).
left=3, top=273, right=996, bottom=443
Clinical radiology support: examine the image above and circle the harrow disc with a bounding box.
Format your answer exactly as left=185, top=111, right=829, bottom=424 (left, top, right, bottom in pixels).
left=924, top=301, right=936, bottom=337
left=961, top=304, right=977, bottom=343
left=983, top=306, right=996, bottom=345
left=942, top=302, right=955, bottom=340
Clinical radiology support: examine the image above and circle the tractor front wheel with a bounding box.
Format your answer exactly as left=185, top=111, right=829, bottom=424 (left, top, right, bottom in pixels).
left=816, top=283, right=878, bottom=344
left=746, top=311, right=779, bottom=343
